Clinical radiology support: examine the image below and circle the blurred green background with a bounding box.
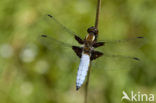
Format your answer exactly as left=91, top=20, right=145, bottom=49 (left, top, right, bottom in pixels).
left=0, top=0, right=156, bottom=103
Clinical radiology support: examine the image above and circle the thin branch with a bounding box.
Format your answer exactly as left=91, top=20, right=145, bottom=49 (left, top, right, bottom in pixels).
left=84, top=62, right=92, bottom=103
left=95, top=0, right=101, bottom=29
left=84, top=0, right=101, bottom=103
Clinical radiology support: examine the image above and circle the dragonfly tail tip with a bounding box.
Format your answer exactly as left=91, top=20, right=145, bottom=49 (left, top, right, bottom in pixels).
left=76, top=86, right=80, bottom=91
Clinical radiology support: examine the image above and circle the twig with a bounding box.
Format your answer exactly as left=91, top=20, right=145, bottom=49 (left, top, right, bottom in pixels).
left=95, top=0, right=101, bottom=29
left=84, top=0, right=101, bottom=103
left=84, top=62, right=91, bottom=103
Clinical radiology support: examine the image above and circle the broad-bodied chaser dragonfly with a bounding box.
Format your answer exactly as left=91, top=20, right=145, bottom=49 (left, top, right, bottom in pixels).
left=39, top=14, right=144, bottom=91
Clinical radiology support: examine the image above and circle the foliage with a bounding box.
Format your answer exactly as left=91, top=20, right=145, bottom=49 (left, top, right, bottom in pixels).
left=0, top=0, right=156, bottom=103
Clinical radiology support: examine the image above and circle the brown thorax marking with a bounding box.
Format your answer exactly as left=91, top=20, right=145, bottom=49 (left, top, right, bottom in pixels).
left=85, top=34, right=95, bottom=42
left=83, top=34, right=95, bottom=54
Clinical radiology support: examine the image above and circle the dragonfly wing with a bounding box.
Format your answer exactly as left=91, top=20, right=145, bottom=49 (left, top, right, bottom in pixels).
left=98, top=36, right=144, bottom=44
left=38, top=34, right=79, bottom=60
left=91, top=36, right=145, bottom=71
left=94, top=36, right=145, bottom=63
left=76, top=53, right=90, bottom=90
left=38, top=34, right=73, bottom=50
left=41, top=14, right=84, bottom=45
left=47, top=14, right=78, bottom=37
left=97, top=36, right=145, bottom=53
left=91, top=50, right=103, bottom=60
left=91, top=51, right=142, bottom=72
left=72, top=46, right=83, bottom=58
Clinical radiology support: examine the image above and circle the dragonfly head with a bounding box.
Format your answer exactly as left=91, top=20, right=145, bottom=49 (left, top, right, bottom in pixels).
left=87, top=26, right=98, bottom=41
left=87, top=26, right=98, bottom=36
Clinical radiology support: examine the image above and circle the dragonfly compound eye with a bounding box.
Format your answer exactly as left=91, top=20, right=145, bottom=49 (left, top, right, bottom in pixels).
left=87, top=26, right=98, bottom=35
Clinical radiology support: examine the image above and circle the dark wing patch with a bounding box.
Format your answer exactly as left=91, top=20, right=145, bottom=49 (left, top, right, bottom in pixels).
left=91, top=50, right=103, bottom=60
left=72, top=46, right=83, bottom=58
left=93, top=42, right=105, bottom=48
left=74, top=35, right=84, bottom=44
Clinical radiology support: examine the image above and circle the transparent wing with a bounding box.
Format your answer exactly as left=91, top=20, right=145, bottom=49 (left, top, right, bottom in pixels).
left=92, top=36, right=145, bottom=71
left=96, top=36, right=145, bottom=55
left=100, top=36, right=144, bottom=44
left=46, top=14, right=78, bottom=37
left=92, top=53, right=141, bottom=70
left=38, top=34, right=72, bottom=50
left=38, top=13, right=83, bottom=47
left=37, top=13, right=82, bottom=86
left=41, top=14, right=81, bottom=41
left=37, top=12, right=88, bottom=81
left=38, top=34, right=80, bottom=64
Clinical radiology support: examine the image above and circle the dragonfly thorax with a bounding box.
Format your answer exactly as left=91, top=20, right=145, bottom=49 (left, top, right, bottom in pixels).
left=83, top=43, right=94, bottom=55
left=83, top=33, right=96, bottom=54
left=85, top=34, right=95, bottom=42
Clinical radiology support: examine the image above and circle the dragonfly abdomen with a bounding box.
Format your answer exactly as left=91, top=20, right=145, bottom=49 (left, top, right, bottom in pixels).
left=76, top=53, right=90, bottom=90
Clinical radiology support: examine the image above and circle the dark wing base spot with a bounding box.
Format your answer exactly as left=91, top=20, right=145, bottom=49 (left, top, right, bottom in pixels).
left=93, top=42, right=105, bottom=48
left=74, top=35, right=84, bottom=44
left=72, top=46, right=83, bottom=58
left=91, top=51, right=103, bottom=60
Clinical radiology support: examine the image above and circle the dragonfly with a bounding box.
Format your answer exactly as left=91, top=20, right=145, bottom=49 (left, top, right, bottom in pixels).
left=39, top=14, right=144, bottom=91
